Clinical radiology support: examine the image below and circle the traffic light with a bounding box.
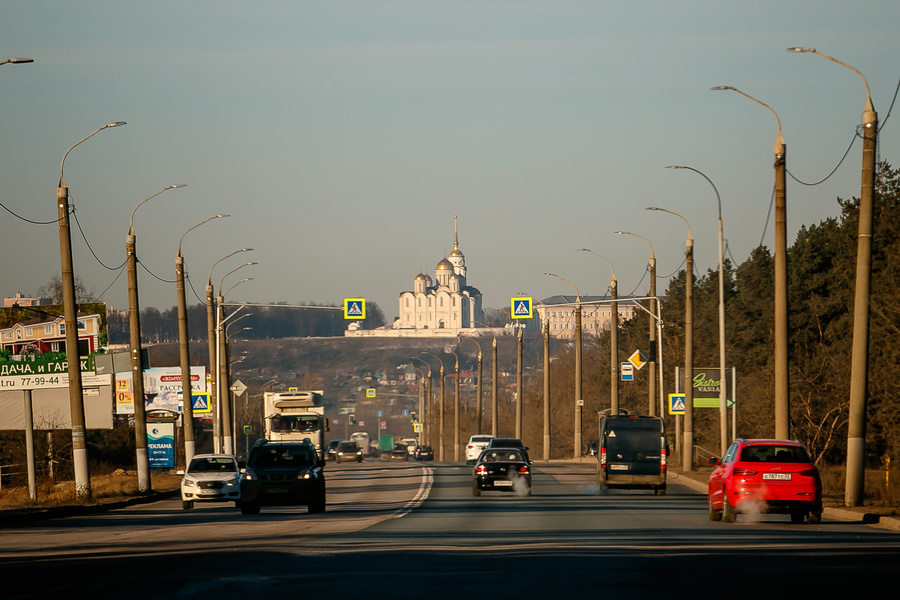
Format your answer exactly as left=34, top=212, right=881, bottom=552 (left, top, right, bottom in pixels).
left=410, top=411, right=417, bottom=423
left=349, top=414, right=356, bottom=425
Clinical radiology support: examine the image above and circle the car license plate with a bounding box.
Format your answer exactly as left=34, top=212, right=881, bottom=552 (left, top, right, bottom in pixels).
left=609, top=464, right=629, bottom=471
left=493, top=480, right=513, bottom=487
left=763, top=473, right=792, bottom=481
left=267, top=487, right=288, bottom=493
left=200, top=489, right=219, bottom=495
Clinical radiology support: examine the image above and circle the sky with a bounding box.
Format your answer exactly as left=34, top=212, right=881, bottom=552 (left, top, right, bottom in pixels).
left=2, top=1, right=899, bottom=323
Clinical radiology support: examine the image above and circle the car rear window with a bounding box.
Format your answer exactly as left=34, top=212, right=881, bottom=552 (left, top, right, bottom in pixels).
left=471, top=436, right=494, bottom=443
left=250, top=445, right=314, bottom=467
left=481, top=450, right=525, bottom=463
left=740, top=445, right=810, bottom=463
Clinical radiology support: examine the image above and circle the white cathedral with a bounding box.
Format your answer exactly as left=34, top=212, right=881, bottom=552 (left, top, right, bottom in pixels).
left=393, top=218, right=484, bottom=332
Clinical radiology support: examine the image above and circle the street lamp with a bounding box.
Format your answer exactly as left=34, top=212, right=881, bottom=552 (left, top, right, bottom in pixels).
left=177, top=214, right=230, bottom=464
left=206, top=249, right=253, bottom=452
left=577, top=249, right=619, bottom=415
left=667, top=163, right=730, bottom=455
left=57, top=121, right=126, bottom=500
left=423, top=352, right=445, bottom=461
left=218, top=271, right=254, bottom=455
left=543, top=272, right=583, bottom=457
left=614, top=231, right=658, bottom=416
left=127, top=184, right=186, bottom=492
left=788, top=47, right=877, bottom=507
left=475, top=321, right=499, bottom=436
left=411, top=357, right=432, bottom=446
left=647, top=207, right=694, bottom=470
left=450, top=349, right=461, bottom=461
left=461, top=336, right=483, bottom=436
left=0, top=57, right=33, bottom=66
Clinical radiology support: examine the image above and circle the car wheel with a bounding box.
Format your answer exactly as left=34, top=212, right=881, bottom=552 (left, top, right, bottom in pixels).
left=808, top=511, right=822, bottom=524
left=708, top=497, right=722, bottom=521
left=790, top=510, right=806, bottom=524
left=308, top=496, right=326, bottom=514
left=722, top=493, right=737, bottom=523
left=182, top=500, right=193, bottom=510
left=472, top=482, right=481, bottom=497
left=240, top=503, right=260, bottom=515
left=655, top=486, right=666, bottom=496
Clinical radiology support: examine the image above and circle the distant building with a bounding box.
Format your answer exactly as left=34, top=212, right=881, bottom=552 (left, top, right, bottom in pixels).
left=0, top=312, right=103, bottom=356
left=535, top=295, right=636, bottom=340
left=4, top=293, right=52, bottom=308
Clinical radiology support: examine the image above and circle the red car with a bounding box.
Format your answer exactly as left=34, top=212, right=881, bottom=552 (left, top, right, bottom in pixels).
left=708, top=438, right=822, bottom=524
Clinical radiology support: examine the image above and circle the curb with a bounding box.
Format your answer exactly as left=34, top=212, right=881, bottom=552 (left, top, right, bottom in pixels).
left=0, top=489, right=179, bottom=528
left=670, top=472, right=900, bottom=530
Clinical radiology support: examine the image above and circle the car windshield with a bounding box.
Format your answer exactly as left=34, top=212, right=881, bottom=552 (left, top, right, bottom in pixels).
left=188, top=457, right=237, bottom=473
left=481, top=450, right=524, bottom=463
left=740, top=444, right=810, bottom=463
left=250, top=445, right=314, bottom=467
left=337, top=443, right=357, bottom=451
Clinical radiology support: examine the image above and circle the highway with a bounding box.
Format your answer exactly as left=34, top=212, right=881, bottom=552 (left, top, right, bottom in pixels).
left=2, top=461, right=898, bottom=599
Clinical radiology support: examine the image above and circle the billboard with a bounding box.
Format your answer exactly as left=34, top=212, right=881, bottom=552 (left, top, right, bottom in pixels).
left=115, top=366, right=208, bottom=417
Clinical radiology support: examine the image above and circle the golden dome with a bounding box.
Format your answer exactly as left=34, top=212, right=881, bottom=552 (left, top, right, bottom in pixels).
left=450, top=247, right=464, bottom=257
left=436, top=258, right=453, bottom=271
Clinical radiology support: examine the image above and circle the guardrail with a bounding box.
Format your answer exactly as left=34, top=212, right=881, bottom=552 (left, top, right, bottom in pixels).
left=0, top=464, right=22, bottom=493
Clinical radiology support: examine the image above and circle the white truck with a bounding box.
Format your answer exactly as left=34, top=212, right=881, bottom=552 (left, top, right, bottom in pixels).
left=263, top=390, right=329, bottom=459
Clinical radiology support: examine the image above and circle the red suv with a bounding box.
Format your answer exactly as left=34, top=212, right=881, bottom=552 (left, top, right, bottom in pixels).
left=707, top=438, right=822, bottom=524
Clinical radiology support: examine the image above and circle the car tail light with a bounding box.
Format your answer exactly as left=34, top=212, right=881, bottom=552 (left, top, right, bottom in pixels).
left=519, top=465, right=530, bottom=474
left=476, top=465, right=487, bottom=475
left=660, top=447, right=667, bottom=469
left=733, top=467, right=757, bottom=476
left=600, top=447, right=607, bottom=466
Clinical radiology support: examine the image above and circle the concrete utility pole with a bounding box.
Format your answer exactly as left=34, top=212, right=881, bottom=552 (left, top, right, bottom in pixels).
left=57, top=121, right=125, bottom=500
left=578, top=250, right=619, bottom=415
left=451, top=350, right=460, bottom=462
left=544, top=273, right=583, bottom=457
left=543, top=320, right=551, bottom=461
left=412, top=357, right=432, bottom=446
left=515, top=327, right=523, bottom=439
left=787, top=47, right=878, bottom=506
left=424, top=352, right=444, bottom=461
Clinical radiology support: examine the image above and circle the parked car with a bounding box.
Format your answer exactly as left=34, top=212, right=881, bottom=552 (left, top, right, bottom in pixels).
left=180, top=453, right=241, bottom=510
left=239, top=439, right=326, bottom=515
left=486, top=438, right=531, bottom=464
left=465, top=434, right=496, bottom=464
left=473, top=448, right=532, bottom=496
left=597, top=414, right=667, bottom=495
left=707, top=438, right=822, bottom=524
left=335, top=440, right=364, bottom=463
left=414, top=445, right=434, bottom=461
left=325, top=439, right=341, bottom=461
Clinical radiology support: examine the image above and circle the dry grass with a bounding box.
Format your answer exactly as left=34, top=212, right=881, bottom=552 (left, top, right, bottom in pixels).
left=0, top=471, right=181, bottom=511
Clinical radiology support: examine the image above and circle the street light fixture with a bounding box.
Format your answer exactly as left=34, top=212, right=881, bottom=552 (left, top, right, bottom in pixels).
left=217, top=274, right=254, bottom=455
left=449, top=349, right=461, bottom=461
left=614, top=231, right=658, bottom=416
left=176, top=214, right=229, bottom=464
left=788, top=47, right=877, bottom=507
left=0, top=57, right=34, bottom=66
left=460, top=336, right=483, bottom=436
left=646, top=207, right=695, bottom=470
left=127, top=184, right=186, bottom=493
left=423, top=352, right=445, bottom=461
left=543, top=272, right=583, bottom=457
left=475, top=321, right=499, bottom=437
left=577, top=249, right=620, bottom=415
left=57, top=121, right=126, bottom=500
left=666, top=163, right=730, bottom=455
left=206, top=249, right=253, bottom=452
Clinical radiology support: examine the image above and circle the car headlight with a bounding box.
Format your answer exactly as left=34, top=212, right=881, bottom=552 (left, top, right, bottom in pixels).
left=225, top=476, right=240, bottom=487
left=298, top=471, right=312, bottom=480
left=242, top=469, right=257, bottom=481
left=183, top=479, right=197, bottom=488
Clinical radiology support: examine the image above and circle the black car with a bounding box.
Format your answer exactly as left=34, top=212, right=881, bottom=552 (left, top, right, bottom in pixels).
left=597, top=414, right=667, bottom=495
left=486, top=437, right=532, bottom=464
left=325, top=439, right=341, bottom=461
left=414, top=445, right=434, bottom=461
left=388, top=444, right=409, bottom=461
left=335, top=440, right=363, bottom=463
left=473, top=448, right=532, bottom=496
left=240, top=439, right=326, bottom=515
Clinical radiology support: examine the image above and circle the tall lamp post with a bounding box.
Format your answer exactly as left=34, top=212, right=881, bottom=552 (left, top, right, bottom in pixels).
left=206, top=249, right=253, bottom=452
left=218, top=269, right=255, bottom=455
left=450, top=350, right=461, bottom=461
left=542, top=319, right=551, bottom=460
left=177, top=214, right=229, bottom=464
left=476, top=322, right=498, bottom=436
left=57, top=121, right=125, bottom=499
left=667, top=164, right=730, bottom=455
left=614, top=231, right=658, bottom=416
left=127, top=184, right=186, bottom=492
left=423, top=352, right=445, bottom=461
left=543, top=273, right=583, bottom=457
left=461, top=336, right=483, bottom=436
left=788, top=47, right=877, bottom=506
left=647, top=207, right=694, bottom=470
left=412, top=357, right=432, bottom=446
left=577, top=249, right=619, bottom=415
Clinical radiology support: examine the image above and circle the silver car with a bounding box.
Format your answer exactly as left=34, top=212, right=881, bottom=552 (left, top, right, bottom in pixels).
left=180, top=453, right=241, bottom=510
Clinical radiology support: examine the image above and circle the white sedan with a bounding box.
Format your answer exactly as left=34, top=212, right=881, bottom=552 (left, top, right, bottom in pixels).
left=180, top=453, right=241, bottom=510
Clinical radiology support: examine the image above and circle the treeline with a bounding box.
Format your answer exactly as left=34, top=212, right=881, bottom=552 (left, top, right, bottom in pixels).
left=108, top=301, right=387, bottom=345
left=520, top=161, right=900, bottom=467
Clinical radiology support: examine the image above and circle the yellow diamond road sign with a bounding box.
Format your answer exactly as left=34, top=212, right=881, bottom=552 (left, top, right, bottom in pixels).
left=628, top=349, right=646, bottom=370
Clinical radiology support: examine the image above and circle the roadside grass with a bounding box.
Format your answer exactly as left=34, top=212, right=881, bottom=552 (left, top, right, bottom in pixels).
left=0, top=471, right=181, bottom=510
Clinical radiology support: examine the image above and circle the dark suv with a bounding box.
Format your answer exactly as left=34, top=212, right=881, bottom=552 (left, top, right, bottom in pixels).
left=240, top=439, right=326, bottom=515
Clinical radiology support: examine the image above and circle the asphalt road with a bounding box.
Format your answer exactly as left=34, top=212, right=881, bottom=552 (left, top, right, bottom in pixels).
left=2, top=461, right=898, bottom=599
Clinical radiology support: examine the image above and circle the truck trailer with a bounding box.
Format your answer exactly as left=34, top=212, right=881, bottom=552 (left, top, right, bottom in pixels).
left=263, top=390, right=329, bottom=459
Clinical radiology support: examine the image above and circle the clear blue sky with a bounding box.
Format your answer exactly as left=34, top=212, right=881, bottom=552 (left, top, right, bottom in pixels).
left=2, top=1, right=898, bottom=322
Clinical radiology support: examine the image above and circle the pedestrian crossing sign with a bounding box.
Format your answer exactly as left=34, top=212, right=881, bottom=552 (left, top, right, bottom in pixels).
left=668, top=393, right=686, bottom=415
left=344, top=298, right=366, bottom=319
left=191, top=393, right=211, bottom=413
left=511, top=297, right=533, bottom=319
